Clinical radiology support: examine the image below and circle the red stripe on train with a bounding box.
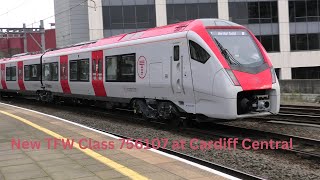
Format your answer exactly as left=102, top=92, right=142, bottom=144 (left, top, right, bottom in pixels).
left=17, top=61, right=26, bottom=91
left=60, top=55, right=71, bottom=94
left=1, top=64, right=7, bottom=89
left=92, top=50, right=107, bottom=96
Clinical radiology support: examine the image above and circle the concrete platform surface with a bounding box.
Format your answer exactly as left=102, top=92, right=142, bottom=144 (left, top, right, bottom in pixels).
left=0, top=103, right=235, bottom=180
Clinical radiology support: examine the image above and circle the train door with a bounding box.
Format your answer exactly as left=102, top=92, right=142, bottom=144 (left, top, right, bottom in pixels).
left=171, top=44, right=183, bottom=94
left=0, top=64, right=5, bottom=89
left=17, top=61, right=25, bottom=91
left=171, top=42, right=195, bottom=113
left=91, top=50, right=106, bottom=96
left=60, top=55, right=71, bottom=94
left=188, top=40, right=213, bottom=95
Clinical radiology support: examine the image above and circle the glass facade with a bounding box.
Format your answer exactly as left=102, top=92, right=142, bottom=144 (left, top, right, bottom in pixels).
left=229, top=1, right=278, bottom=24
left=289, top=0, right=320, bottom=22
left=290, top=33, right=320, bottom=50
left=289, top=0, right=320, bottom=51
left=102, top=0, right=156, bottom=37
left=166, top=0, right=218, bottom=24
left=229, top=0, right=280, bottom=52
left=99, top=0, right=320, bottom=54
left=292, top=66, right=320, bottom=79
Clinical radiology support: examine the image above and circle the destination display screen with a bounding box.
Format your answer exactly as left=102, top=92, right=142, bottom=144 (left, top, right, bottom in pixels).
left=209, top=30, right=248, bottom=36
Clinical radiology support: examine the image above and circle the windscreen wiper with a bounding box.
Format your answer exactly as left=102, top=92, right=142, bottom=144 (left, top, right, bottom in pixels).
left=213, top=38, right=241, bottom=66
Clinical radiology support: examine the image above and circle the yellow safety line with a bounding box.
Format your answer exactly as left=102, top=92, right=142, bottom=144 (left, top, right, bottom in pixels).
left=0, top=110, right=148, bottom=180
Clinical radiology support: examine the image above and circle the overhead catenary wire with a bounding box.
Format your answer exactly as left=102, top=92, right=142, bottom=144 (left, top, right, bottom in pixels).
left=0, top=0, right=27, bottom=17
left=26, top=0, right=93, bottom=28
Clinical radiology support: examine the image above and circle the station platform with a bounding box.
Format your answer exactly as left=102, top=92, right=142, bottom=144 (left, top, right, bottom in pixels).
left=0, top=103, right=235, bottom=180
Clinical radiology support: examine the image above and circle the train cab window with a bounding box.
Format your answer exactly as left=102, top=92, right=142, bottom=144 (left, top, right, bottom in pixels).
left=6, top=66, right=16, bottom=81
left=174, top=45, right=180, bottom=61
left=106, top=54, right=136, bottom=82
left=42, top=62, right=58, bottom=81
left=69, top=59, right=89, bottom=82
left=24, top=64, right=41, bottom=81
left=189, top=40, right=210, bottom=64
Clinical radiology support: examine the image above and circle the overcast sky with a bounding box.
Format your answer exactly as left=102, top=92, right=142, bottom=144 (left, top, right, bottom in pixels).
left=0, top=0, right=55, bottom=29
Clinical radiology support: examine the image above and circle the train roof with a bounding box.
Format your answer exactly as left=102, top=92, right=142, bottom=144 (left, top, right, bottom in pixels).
left=1, top=19, right=241, bottom=63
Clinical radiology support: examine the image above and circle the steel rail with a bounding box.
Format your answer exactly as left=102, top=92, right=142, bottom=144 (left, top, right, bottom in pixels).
left=197, top=123, right=320, bottom=161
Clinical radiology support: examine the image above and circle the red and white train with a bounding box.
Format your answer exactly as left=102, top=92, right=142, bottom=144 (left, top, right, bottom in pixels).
left=0, top=19, right=280, bottom=120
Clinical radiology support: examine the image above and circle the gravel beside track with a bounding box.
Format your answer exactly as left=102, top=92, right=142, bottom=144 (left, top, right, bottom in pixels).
left=1, top=99, right=320, bottom=180
left=281, top=101, right=320, bottom=107
left=222, top=119, right=320, bottom=140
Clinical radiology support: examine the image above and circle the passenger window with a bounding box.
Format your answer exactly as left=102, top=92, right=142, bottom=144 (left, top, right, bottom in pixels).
left=6, top=66, right=16, bottom=81
left=43, top=64, right=51, bottom=81
left=69, top=59, right=89, bottom=82
left=31, top=65, right=38, bottom=78
left=24, top=64, right=41, bottom=81
left=42, top=63, right=58, bottom=81
left=80, top=60, right=89, bottom=81
left=189, top=40, right=210, bottom=64
left=6, top=67, right=11, bottom=81
left=174, top=45, right=179, bottom=61
left=52, top=63, right=58, bottom=81
left=120, top=54, right=135, bottom=82
left=11, top=67, right=16, bottom=81
left=42, top=62, right=59, bottom=81
left=106, top=54, right=136, bottom=82
left=24, top=66, right=30, bottom=81
left=106, top=56, right=118, bottom=81
left=70, top=61, right=78, bottom=81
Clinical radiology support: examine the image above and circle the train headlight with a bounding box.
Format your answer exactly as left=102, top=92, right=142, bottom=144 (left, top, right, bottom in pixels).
left=270, top=67, right=277, bottom=84
left=225, top=69, right=240, bottom=86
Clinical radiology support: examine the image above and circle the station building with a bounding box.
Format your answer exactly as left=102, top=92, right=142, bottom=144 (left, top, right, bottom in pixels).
left=54, top=0, right=320, bottom=80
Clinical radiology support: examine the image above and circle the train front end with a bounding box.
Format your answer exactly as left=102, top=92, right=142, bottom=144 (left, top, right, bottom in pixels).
left=192, top=19, right=280, bottom=119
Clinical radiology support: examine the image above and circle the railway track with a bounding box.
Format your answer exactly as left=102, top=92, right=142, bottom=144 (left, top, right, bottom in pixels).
left=259, top=114, right=320, bottom=126
left=185, top=123, right=320, bottom=161
left=246, top=105, right=320, bottom=126
left=280, top=104, right=320, bottom=116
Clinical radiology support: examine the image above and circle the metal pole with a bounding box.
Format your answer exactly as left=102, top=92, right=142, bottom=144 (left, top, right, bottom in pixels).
left=23, top=23, right=27, bottom=53
left=40, top=20, right=45, bottom=52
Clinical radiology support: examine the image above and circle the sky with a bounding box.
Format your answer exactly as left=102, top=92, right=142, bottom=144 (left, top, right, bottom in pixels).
left=0, top=0, right=55, bottom=29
